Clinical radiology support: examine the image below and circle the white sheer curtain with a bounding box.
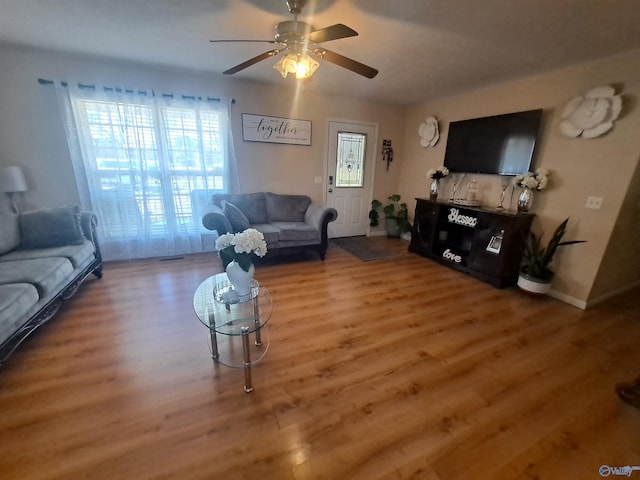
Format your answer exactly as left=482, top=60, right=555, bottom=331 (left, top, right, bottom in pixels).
left=56, top=83, right=237, bottom=261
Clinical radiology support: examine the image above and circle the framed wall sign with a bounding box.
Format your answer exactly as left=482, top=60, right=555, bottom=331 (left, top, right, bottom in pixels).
left=242, top=114, right=312, bottom=146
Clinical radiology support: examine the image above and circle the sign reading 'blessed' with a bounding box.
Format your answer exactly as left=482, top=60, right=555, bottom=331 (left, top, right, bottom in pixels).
left=242, top=114, right=312, bottom=146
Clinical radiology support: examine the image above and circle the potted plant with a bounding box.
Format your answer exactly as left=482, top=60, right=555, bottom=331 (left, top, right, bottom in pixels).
left=517, top=218, right=585, bottom=294
left=369, top=199, right=382, bottom=227
left=370, top=195, right=411, bottom=238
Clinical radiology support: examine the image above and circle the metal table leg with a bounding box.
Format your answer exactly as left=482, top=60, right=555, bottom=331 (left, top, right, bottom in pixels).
left=241, top=326, right=253, bottom=393
left=209, top=311, right=219, bottom=360
left=253, top=295, right=262, bottom=346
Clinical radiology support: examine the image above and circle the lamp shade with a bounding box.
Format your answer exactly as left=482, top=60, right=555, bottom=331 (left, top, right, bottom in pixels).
left=273, top=53, right=319, bottom=79
left=0, top=166, right=28, bottom=193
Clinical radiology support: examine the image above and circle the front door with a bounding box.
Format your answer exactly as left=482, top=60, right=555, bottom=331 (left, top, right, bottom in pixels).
left=326, top=120, right=377, bottom=238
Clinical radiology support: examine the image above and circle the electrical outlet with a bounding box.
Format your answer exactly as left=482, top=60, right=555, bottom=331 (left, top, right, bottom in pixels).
left=585, top=196, right=603, bottom=209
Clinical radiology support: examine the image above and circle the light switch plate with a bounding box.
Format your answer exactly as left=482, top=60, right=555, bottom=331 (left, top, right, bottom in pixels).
left=314, top=176, right=322, bottom=184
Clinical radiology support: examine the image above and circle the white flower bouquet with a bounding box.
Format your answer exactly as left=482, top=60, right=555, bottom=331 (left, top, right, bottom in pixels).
left=215, top=228, right=267, bottom=271
left=427, top=166, right=449, bottom=180
left=513, top=168, right=550, bottom=191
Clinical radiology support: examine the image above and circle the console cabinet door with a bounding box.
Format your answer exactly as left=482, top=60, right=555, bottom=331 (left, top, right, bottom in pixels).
left=468, top=213, right=510, bottom=276
left=409, top=199, right=439, bottom=255
left=469, top=213, right=533, bottom=281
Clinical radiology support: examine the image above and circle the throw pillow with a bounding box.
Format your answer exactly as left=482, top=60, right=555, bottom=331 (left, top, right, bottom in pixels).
left=19, top=205, right=85, bottom=249
left=0, top=204, right=20, bottom=255
left=222, top=201, right=250, bottom=232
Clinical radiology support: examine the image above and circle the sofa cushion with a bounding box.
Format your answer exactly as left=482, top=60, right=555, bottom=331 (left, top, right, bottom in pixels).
left=222, top=201, right=250, bottom=232
left=249, top=223, right=280, bottom=245
left=0, top=257, right=74, bottom=297
left=0, top=206, right=20, bottom=255
left=265, top=193, right=311, bottom=222
left=0, top=283, right=39, bottom=345
left=0, top=240, right=95, bottom=269
left=19, top=205, right=84, bottom=249
left=272, top=222, right=319, bottom=242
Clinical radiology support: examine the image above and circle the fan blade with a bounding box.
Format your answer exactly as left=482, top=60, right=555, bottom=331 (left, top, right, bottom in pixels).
left=308, top=24, right=358, bottom=43
left=313, top=48, right=378, bottom=79
left=223, top=49, right=281, bottom=75
left=210, top=39, right=280, bottom=44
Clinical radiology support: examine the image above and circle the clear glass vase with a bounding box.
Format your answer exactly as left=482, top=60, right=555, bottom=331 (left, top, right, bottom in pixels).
left=429, top=178, right=439, bottom=200
left=517, top=187, right=534, bottom=213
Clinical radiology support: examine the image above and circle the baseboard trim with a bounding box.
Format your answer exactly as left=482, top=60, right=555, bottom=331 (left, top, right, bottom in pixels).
left=585, top=280, right=640, bottom=309
left=548, top=289, right=587, bottom=310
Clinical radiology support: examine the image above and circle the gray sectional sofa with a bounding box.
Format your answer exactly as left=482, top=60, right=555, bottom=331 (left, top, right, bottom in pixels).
left=202, top=192, right=337, bottom=260
left=0, top=204, right=102, bottom=364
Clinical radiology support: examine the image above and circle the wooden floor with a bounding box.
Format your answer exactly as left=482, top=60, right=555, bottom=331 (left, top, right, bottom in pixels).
left=1, top=238, right=639, bottom=480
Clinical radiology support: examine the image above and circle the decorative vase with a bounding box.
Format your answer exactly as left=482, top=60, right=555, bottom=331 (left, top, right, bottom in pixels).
left=225, top=260, right=255, bottom=296
left=517, top=187, right=534, bottom=213
left=429, top=178, right=439, bottom=200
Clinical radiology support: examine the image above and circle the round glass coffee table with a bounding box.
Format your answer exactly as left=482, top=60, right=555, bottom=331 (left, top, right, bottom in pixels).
left=193, top=273, right=273, bottom=392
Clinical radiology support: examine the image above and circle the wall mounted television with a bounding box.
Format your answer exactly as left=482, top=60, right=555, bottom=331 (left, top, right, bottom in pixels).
left=443, top=109, right=543, bottom=176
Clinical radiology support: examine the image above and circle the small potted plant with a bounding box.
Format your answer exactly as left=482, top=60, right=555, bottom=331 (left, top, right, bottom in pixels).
left=517, top=218, right=585, bottom=294
left=370, top=195, right=411, bottom=238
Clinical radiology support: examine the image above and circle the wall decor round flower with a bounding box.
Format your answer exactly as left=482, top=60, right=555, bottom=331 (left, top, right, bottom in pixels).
left=418, top=116, right=440, bottom=147
left=559, top=85, right=622, bottom=139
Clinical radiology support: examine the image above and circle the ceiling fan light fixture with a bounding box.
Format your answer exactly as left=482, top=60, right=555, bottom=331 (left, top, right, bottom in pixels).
left=212, top=0, right=377, bottom=79
left=274, top=52, right=319, bottom=79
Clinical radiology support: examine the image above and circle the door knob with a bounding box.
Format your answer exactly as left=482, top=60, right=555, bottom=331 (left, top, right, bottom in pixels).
left=328, top=188, right=333, bottom=193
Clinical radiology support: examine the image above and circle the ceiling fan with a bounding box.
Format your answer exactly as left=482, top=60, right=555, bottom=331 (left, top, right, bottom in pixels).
left=210, top=0, right=378, bottom=79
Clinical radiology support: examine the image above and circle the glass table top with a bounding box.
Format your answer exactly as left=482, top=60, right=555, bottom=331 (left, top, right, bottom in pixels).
left=193, top=273, right=273, bottom=336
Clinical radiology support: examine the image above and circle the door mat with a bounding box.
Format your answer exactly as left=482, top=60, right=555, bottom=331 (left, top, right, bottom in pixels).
left=331, top=236, right=400, bottom=262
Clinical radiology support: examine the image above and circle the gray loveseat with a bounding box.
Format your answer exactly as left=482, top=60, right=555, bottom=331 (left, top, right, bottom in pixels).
left=0, top=204, right=102, bottom=364
left=202, top=192, right=337, bottom=260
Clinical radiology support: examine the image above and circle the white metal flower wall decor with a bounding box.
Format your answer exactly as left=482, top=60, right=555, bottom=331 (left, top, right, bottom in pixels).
left=418, top=116, right=440, bottom=147
left=559, top=85, right=622, bottom=139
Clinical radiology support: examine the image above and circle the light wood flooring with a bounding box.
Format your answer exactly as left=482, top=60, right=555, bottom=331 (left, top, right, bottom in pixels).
left=1, top=238, right=639, bottom=480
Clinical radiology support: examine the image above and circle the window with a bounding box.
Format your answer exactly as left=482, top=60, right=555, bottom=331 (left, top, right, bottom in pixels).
left=58, top=85, right=236, bottom=260
left=335, top=131, right=366, bottom=187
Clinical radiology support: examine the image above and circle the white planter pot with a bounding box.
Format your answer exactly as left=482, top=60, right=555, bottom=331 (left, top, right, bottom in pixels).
left=517, top=273, right=552, bottom=295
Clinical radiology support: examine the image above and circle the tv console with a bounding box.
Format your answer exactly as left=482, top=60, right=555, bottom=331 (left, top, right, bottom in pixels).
left=408, top=198, right=534, bottom=288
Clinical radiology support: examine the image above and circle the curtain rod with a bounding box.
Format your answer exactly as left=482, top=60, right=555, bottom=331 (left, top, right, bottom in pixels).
left=37, top=78, right=235, bottom=103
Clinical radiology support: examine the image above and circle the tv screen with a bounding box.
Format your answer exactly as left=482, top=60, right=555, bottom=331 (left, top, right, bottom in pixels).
left=443, top=109, right=543, bottom=175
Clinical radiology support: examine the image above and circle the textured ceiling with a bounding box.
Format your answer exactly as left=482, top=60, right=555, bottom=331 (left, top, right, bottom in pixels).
left=0, top=0, right=639, bottom=105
